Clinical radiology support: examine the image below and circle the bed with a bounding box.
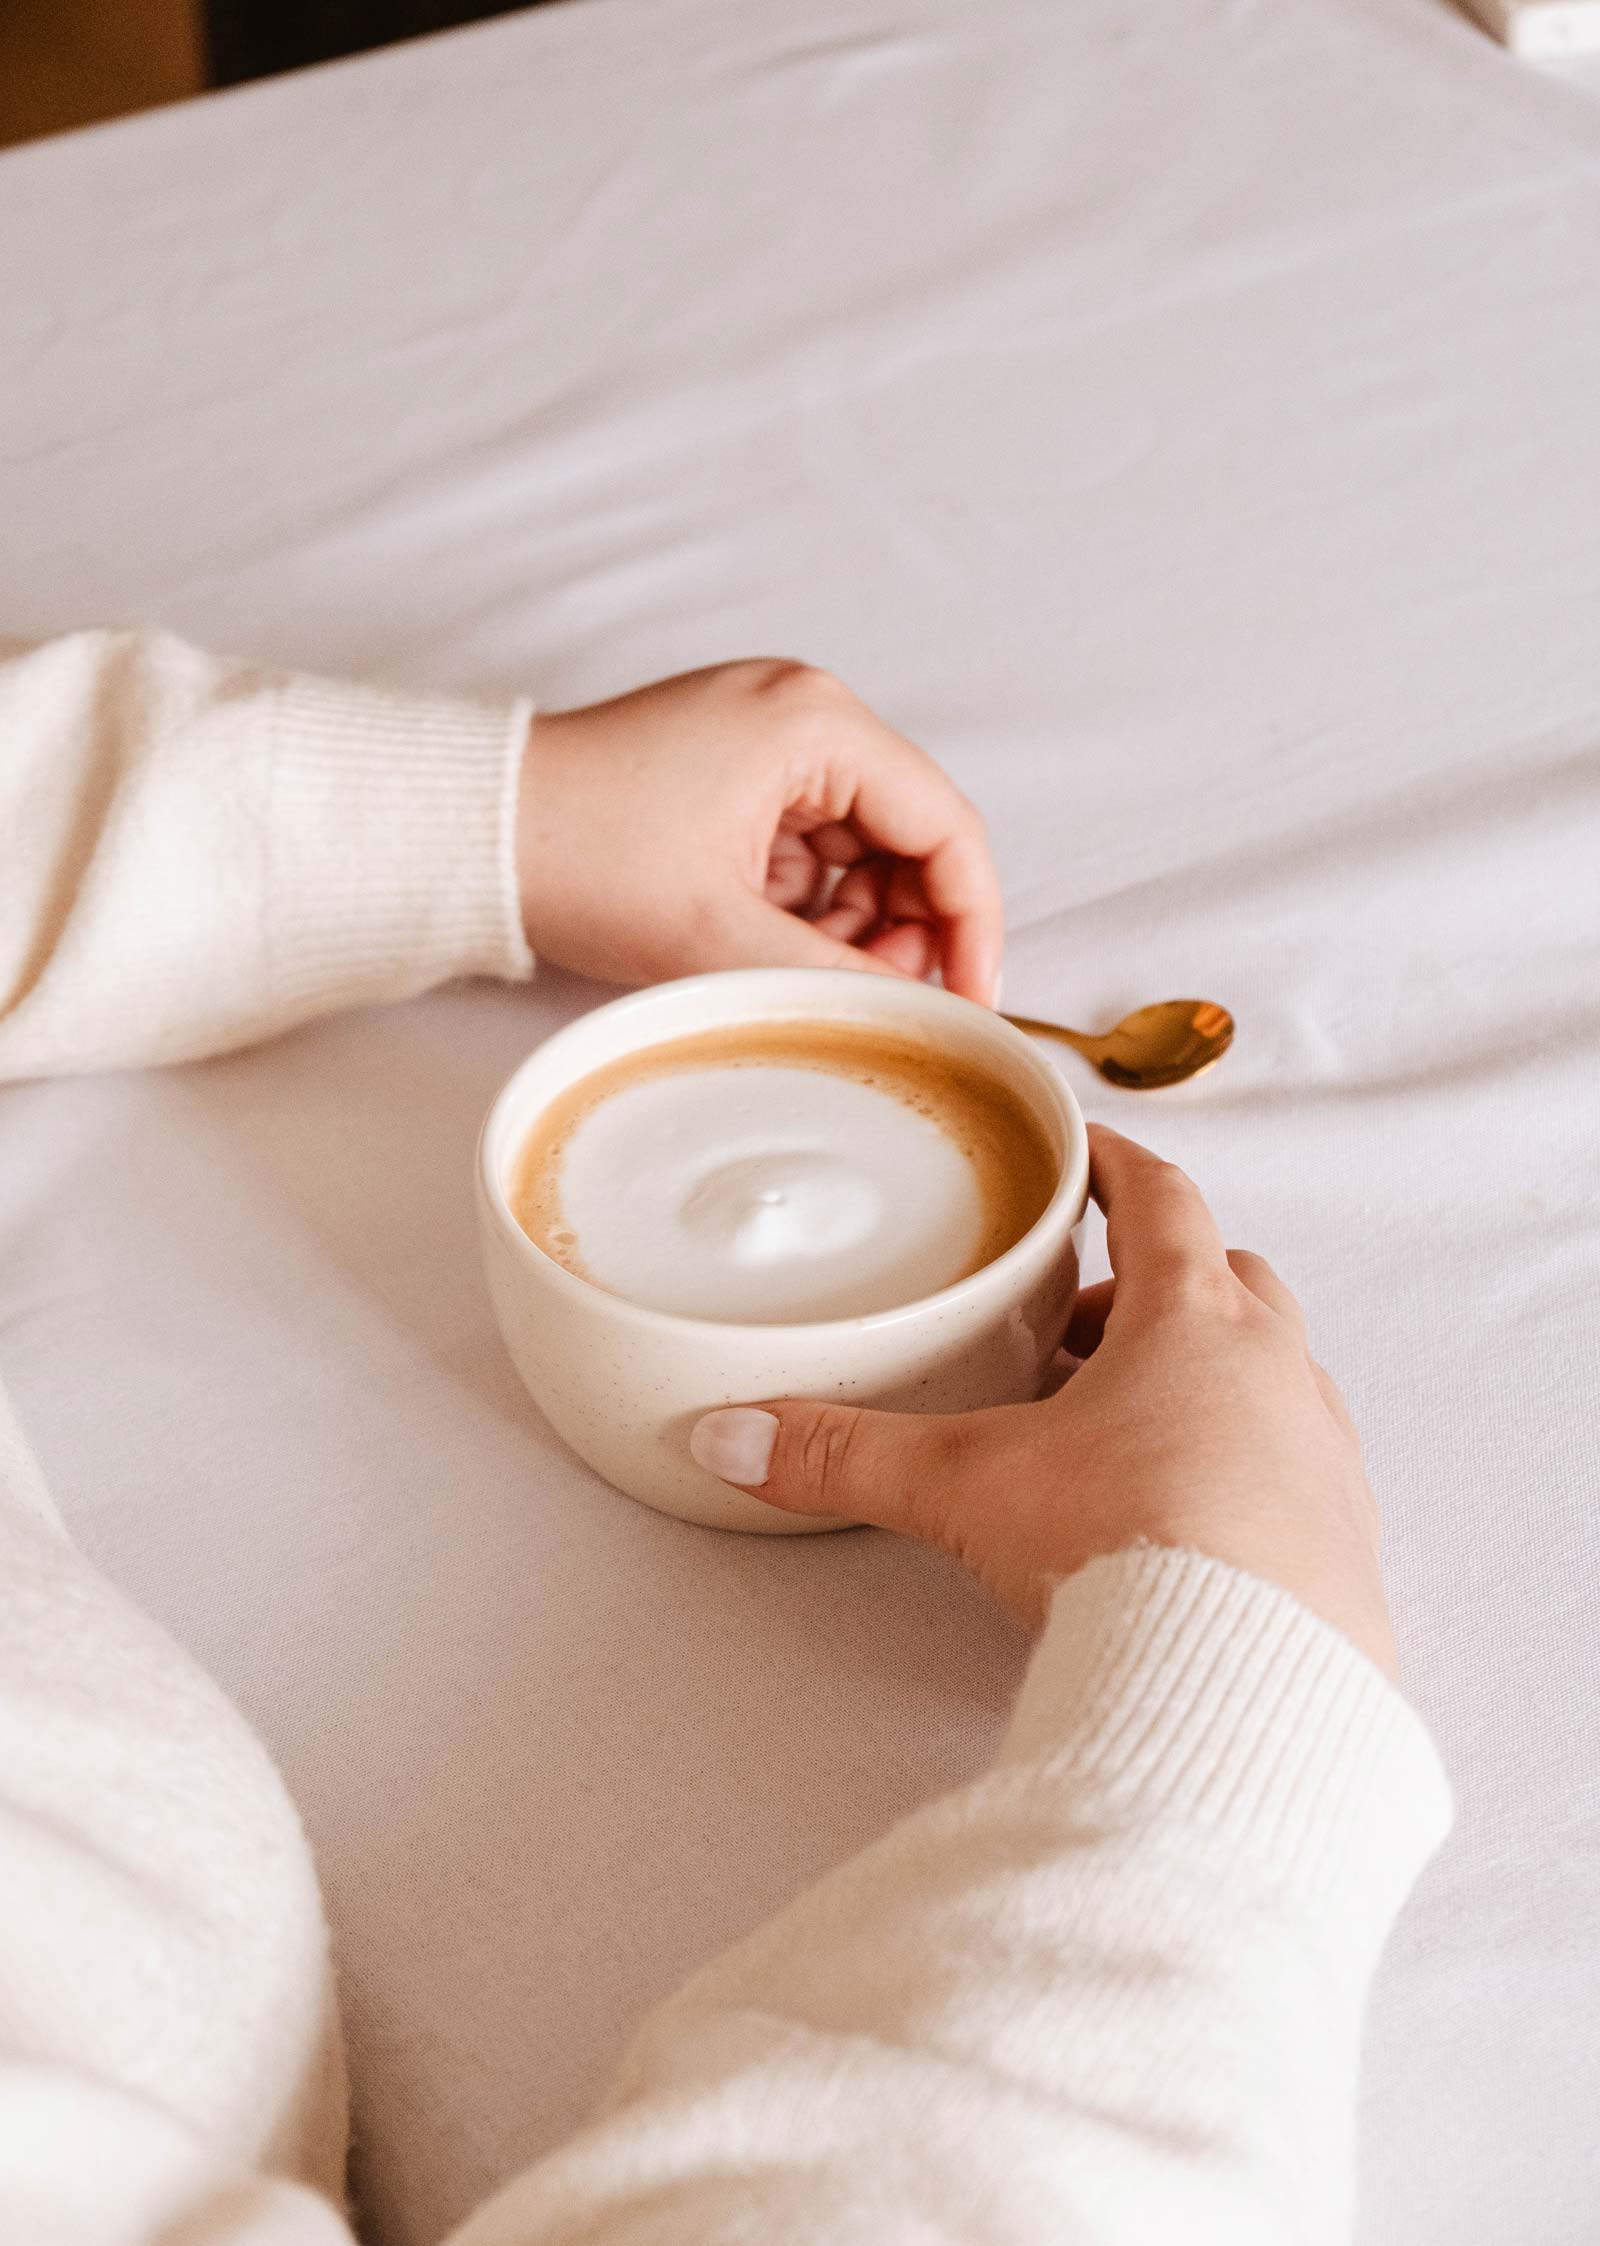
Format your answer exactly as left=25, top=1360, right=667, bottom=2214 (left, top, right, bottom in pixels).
left=1, top=1, right=1596, bottom=2238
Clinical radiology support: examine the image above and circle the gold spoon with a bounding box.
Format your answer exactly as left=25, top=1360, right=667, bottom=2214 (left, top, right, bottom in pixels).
left=1003, top=999, right=1234, bottom=1090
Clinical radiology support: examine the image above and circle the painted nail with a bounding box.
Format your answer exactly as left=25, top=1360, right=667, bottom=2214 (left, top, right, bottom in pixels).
left=690, top=1407, right=779, bottom=1487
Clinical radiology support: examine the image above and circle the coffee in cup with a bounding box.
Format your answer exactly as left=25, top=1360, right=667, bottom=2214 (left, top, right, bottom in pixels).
left=509, top=1019, right=1057, bottom=1325
left=477, top=970, right=1088, bottom=1532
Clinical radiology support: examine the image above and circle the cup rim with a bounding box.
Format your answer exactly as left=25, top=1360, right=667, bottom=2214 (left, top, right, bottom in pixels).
left=477, top=968, right=1089, bottom=1342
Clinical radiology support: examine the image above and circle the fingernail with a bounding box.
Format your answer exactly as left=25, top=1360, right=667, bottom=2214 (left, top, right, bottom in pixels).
left=990, top=967, right=1005, bottom=1009
left=690, top=1408, right=779, bottom=1487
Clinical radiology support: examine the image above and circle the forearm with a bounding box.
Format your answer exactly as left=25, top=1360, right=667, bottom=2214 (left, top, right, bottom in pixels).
left=0, top=1381, right=351, bottom=2240
left=0, top=1431, right=1447, bottom=2246
left=449, top=1548, right=1450, bottom=2246
left=0, top=628, right=528, bottom=2230
left=0, top=628, right=533, bottom=1080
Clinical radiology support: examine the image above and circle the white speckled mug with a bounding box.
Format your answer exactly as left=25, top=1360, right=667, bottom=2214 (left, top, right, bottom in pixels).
left=477, top=969, right=1089, bottom=1533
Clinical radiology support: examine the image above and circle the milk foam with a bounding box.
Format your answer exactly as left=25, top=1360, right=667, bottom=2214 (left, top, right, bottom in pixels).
left=556, top=1064, right=987, bottom=1323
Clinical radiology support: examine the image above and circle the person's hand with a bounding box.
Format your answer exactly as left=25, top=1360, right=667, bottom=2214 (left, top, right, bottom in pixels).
left=517, top=661, right=1002, bottom=1002
left=690, top=1124, right=1396, bottom=1677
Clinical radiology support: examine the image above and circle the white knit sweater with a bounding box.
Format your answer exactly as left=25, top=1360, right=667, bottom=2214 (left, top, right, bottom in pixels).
left=0, top=629, right=1450, bottom=2246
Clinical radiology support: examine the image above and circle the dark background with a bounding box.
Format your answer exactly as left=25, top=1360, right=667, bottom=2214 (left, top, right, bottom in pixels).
left=205, top=1, right=541, bottom=87
left=0, top=2, right=560, bottom=151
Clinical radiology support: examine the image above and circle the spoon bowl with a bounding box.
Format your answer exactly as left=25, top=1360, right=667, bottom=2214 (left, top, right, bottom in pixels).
left=1002, top=999, right=1234, bottom=1090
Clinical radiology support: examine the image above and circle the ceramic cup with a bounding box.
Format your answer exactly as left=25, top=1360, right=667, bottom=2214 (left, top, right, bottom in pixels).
left=477, top=968, right=1089, bottom=1533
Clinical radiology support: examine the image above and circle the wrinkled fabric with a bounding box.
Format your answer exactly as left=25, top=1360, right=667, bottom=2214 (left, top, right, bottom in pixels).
left=0, top=2, right=1595, bottom=2243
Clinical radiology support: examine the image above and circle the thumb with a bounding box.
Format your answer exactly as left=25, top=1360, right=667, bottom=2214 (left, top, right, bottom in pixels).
left=688, top=1398, right=953, bottom=1533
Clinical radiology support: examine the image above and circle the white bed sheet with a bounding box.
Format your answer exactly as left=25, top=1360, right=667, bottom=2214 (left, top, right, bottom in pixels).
left=1, top=1, right=1597, bottom=2239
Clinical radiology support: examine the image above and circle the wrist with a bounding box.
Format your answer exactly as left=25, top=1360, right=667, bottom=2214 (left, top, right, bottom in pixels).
left=515, top=705, right=574, bottom=958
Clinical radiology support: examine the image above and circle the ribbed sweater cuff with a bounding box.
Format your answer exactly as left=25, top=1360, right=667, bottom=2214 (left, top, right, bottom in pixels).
left=266, top=672, right=535, bottom=1011
left=1000, top=1547, right=1452, bottom=1929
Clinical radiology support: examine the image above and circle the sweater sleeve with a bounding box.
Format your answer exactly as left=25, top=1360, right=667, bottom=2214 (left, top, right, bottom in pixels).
left=0, top=1418, right=1449, bottom=2246
left=446, top=1548, right=1451, bottom=2246
left=0, top=1386, right=353, bottom=2246
left=0, top=628, right=533, bottom=1080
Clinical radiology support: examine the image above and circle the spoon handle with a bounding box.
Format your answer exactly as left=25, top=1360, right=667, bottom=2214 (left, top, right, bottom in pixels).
left=1001, top=1011, right=1099, bottom=1059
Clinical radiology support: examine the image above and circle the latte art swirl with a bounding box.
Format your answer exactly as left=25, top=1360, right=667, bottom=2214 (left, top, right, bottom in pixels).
left=677, top=1155, right=883, bottom=1267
